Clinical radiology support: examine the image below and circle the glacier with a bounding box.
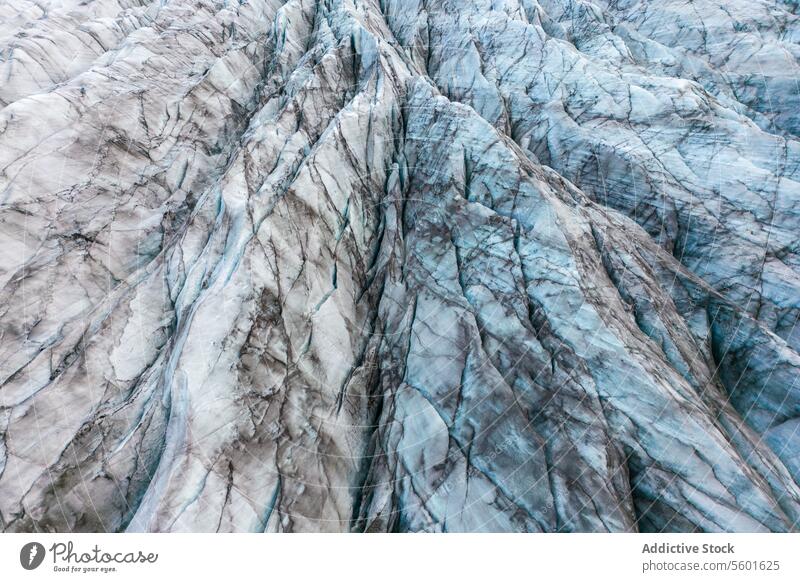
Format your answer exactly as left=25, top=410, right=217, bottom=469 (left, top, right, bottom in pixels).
left=0, top=0, right=799, bottom=532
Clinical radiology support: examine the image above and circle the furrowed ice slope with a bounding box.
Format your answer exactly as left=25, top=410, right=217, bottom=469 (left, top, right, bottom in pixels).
left=0, top=0, right=799, bottom=532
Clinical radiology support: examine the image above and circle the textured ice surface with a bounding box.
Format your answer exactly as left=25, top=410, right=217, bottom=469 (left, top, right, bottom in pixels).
left=0, top=0, right=799, bottom=532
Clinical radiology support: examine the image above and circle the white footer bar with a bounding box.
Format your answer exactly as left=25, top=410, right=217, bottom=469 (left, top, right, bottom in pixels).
left=1, top=533, right=797, bottom=581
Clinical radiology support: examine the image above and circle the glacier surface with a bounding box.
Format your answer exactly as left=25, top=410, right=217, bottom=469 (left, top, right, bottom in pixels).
left=0, top=0, right=799, bottom=532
